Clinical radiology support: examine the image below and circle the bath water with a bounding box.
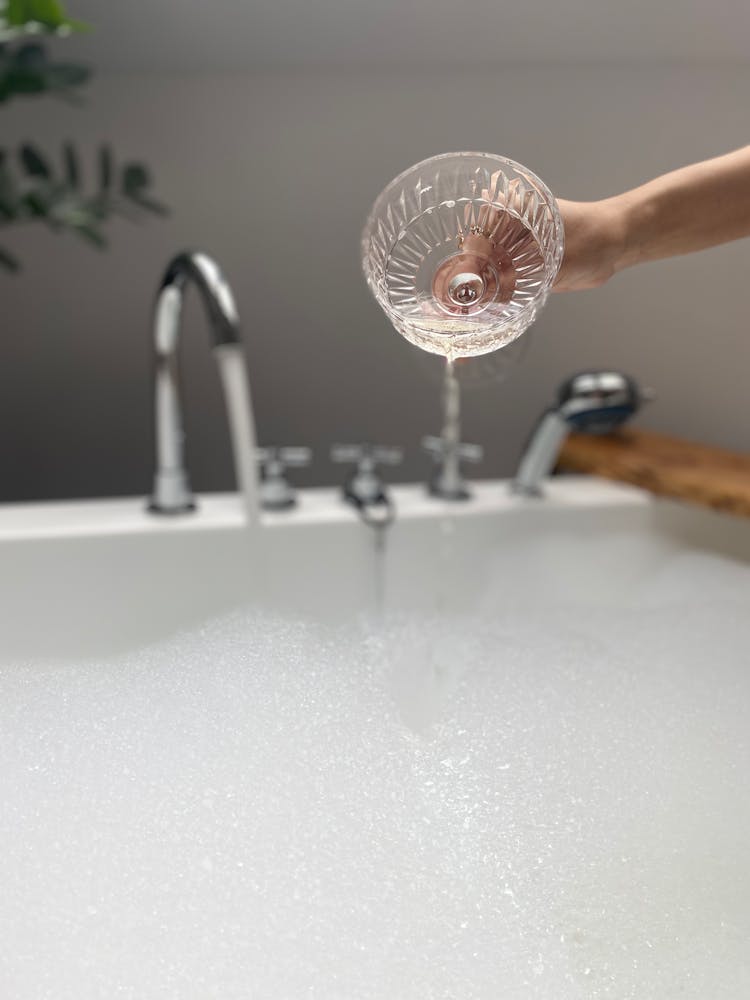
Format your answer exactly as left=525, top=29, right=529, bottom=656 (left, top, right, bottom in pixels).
left=1, top=547, right=749, bottom=998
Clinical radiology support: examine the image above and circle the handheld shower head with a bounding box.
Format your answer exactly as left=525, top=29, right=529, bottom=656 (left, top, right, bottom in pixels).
left=557, top=371, right=648, bottom=434
left=512, top=370, right=653, bottom=497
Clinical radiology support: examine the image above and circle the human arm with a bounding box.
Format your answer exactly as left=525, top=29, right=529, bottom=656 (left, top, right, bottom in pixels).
left=554, top=145, right=750, bottom=292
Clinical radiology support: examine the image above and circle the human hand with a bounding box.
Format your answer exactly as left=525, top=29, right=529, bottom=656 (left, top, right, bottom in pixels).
left=443, top=182, right=627, bottom=302
left=553, top=198, right=627, bottom=292
left=470, top=179, right=626, bottom=295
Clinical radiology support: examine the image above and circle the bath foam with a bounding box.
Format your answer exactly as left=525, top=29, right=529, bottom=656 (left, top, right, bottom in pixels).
left=1, top=552, right=749, bottom=998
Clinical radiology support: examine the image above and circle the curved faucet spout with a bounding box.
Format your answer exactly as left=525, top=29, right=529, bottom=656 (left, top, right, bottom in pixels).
left=148, top=251, right=256, bottom=516
left=156, top=252, right=241, bottom=354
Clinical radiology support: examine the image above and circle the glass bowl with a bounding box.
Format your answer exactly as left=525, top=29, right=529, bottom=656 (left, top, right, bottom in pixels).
left=361, top=151, right=564, bottom=359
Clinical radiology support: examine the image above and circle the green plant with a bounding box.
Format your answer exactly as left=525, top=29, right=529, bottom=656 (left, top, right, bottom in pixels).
left=0, top=0, right=165, bottom=271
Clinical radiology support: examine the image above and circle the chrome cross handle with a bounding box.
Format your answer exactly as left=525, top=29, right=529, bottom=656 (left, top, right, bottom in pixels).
left=330, top=443, right=403, bottom=517
left=256, top=446, right=312, bottom=510
left=422, top=435, right=484, bottom=501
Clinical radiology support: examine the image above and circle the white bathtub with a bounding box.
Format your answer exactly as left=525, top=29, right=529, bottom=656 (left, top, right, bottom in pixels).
left=3, top=474, right=747, bottom=663
left=1, top=476, right=749, bottom=998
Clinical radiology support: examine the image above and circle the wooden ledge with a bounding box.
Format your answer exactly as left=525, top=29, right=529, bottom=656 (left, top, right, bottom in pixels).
left=557, top=428, right=750, bottom=519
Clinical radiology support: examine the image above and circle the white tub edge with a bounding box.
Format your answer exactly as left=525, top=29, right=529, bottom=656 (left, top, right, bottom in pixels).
left=0, top=475, right=651, bottom=542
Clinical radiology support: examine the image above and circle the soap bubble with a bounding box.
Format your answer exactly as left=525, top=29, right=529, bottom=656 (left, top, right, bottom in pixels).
left=1, top=546, right=749, bottom=998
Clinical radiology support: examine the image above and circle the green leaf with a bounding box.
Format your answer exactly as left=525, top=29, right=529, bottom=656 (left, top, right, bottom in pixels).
left=45, top=60, right=89, bottom=89
left=14, top=41, right=46, bottom=67
left=75, top=222, right=106, bottom=248
left=47, top=190, right=99, bottom=229
left=0, top=149, right=19, bottom=219
left=0, top=42, right=90, bottom=104
left=21, top=186, right=54, bottom=217
left=4, top=0, right=89, bottom=34
left=124, top=192, right=168, bottom=216
left=0, top=244, right=20, bottom=271
left=98, top=143, right=112, bottom=193
left=0, top=190, right=17, bottom=219
left=62, top=140, right=78, bottom=188
left=5, top=0, right=27, bottom=25
left=26, top=0, right=68, bottom=24
left=120, top=162, right=168, bottom=215
left=19, top=142, right=52, bottom=177
left=121, top=163, right=149, bottom=196
left=0, top=142, right=167, bottom=272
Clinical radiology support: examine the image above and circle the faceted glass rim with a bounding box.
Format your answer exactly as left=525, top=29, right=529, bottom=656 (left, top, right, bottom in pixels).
left=361, top=150, right=565, bottom=300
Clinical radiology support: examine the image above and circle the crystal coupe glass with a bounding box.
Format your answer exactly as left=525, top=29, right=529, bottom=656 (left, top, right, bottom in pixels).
left=361, top=152, right=564, bottom=359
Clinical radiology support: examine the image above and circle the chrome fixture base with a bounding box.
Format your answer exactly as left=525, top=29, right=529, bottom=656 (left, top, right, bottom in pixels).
left=148, top=469, right=196, bottom=514
left=428, top=478, right=471, bottom=502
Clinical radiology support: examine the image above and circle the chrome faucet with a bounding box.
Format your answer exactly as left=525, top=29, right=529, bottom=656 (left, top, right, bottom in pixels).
left=422, top=435, right=484, bottom=501
left=256, top=447, right=312, bottom=511
left=512, top=370, right=650, bottom=497
left=148, top=251, right=251, bottom=514
left=422, top=355, right=484, bottom=500
left=331, top=444, right=403, bottom=527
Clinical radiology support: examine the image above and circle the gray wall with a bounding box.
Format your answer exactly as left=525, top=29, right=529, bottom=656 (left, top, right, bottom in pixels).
left=2, top=64, right=749, bottom=502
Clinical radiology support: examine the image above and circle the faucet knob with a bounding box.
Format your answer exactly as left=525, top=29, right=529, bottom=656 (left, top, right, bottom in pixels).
left=421, top=436, right=484, bottom=463
left=276, top=446, right=313, bottom=467
left=330, top=443, right=403, bottom=510
left=372, top=445, right=404, bottom=467
left=330, top=443, right=404, bottom=468
left=256, top=446, right=312, bottom=510
left=422, top=435, right=483, bottom=501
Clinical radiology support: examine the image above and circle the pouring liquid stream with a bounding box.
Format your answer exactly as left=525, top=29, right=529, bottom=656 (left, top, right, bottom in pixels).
left=442, top=354, right=461, bottom=486
left=371, top=524, right=387, bottom=619
left=434, top=353, right=461, bottom=617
